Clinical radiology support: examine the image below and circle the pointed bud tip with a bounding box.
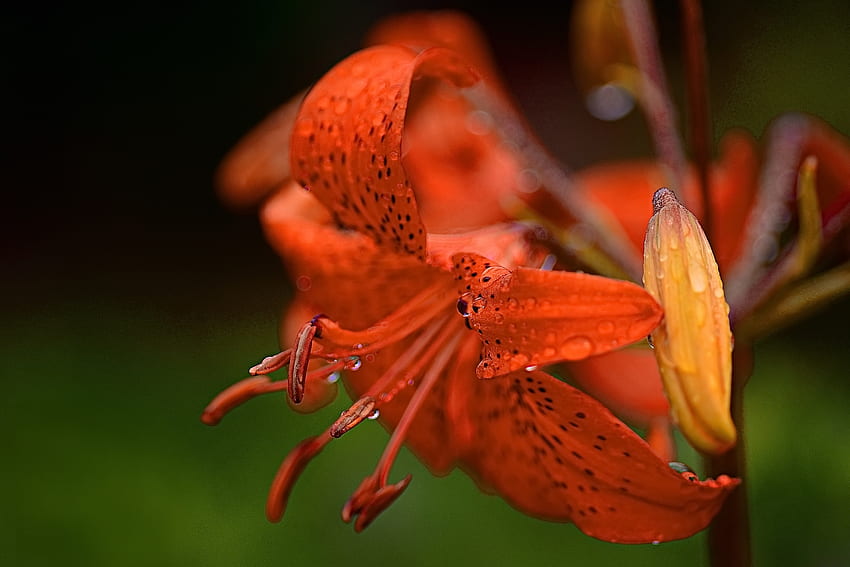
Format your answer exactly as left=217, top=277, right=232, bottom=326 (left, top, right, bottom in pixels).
left=651, top=187, right=679, bottom=214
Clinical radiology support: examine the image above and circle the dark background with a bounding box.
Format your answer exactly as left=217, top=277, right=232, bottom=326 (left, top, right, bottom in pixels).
left=5, top=1, right=850, bottom=566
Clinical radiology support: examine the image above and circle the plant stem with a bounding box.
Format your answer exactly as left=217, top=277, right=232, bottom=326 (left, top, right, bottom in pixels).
left=704, top=344, right=753, bottom=567
left=680, top=0, right=713, bottom=239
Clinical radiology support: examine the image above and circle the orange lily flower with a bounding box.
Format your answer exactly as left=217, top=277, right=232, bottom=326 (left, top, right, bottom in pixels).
left=202, top=10, right=741, bottom=544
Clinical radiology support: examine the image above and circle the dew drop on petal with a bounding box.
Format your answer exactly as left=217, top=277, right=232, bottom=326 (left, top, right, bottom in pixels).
left=327, top=371, right=341, bottom=384
left=478, top=363, right=496, bottom=379
left=294, top=118, right=315, bottom=137
left=346, top=356, right=362, bottom=371
left=471, top=294, right=488, bottom=313
left=457, top=292, right=473, bottom=317
left=333, top=98, right=350, bottom=115
left=367, top=409, right=380, bottom=420
left=525, top=365, right=538, bottom=372
left=596, top=320, right=615, bottom=335
left=345, top=78, right=368, bottom=98
left=668, top=461, right=695, bottom=474
left=560, top=335, right=594, bottom=360
left=296, top=275, right=312, bottom=291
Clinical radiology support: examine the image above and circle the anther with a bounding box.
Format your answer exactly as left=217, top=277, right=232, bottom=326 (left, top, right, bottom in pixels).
left=289, top=321, right=318, bottom=404
left=201, top=376, right=286, bottom=425
left=330, top=396, right=377, bottom=438
left=249, top=349, right=293, bottom=375
left=353, top=474, right=413, bottom=533
left=266, top=435, right=330, bottom=522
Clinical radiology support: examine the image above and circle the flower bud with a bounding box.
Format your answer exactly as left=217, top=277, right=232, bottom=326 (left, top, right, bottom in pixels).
left=643, top=188, right=736, bottom=454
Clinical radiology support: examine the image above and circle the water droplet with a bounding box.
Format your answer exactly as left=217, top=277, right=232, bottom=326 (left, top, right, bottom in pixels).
left=327, top=371, right=341, bottom=384
left=471, top=294, right=488, bottom=313
left=506, top=297, right=520, bottom=311
left=333, top=98, right=350, bottom=115
left=647, top=335, right=655, bottom=349
left=689, top=263, right=708, bottom=293
left=345, top=78, right=367, bottom=98
left=585, top=83, right=636, bottom=121
left=493, top=312, right=505, bottom=324
left=295, top=275, right=312, bottom=291
left=367, top=409, right=380, bottom=420
left=465, top=109, right=493, bottom=135
left=668, top=461, right=695, bottom=474
left=596, top=320, right=615, bottom=335
left=456, top=292, right=474, bottom=317
left=294, top=118, right=315, bottom=137
left=316, top=96, right=331, bottom=111
left=346, top=356, right=362, bottom=371
left=525, top=365, right=538, bottom=372
left=560, top=336, right=594, bottom=360
left=651, top=540, right=660, bottom=546
left=478, top=363, right=496, bottom=379
left=517, top=168, right=541, bottom=193
left=372, top=111, right=387, bottom=127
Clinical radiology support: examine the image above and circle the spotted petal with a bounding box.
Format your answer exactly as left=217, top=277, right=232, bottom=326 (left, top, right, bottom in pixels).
left=290, top=45, right=483, bottom=261
left=452, top=253, right=663, bottom=378
left=452, top=369, right=739, bottom=543
left=261, top=186, right=443, bottom=330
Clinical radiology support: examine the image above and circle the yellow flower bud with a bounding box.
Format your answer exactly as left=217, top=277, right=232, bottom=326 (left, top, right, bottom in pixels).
left=643, top=188, right=737, bottom=455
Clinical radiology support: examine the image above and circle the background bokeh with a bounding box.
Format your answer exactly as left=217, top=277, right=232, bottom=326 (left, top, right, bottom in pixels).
left=6, top=1, right=850, bottom=566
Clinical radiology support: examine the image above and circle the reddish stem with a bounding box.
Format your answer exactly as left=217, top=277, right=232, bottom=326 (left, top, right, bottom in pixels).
left=681, top=0, right=713, bottom=239
left=704, top=344, right=753, bottom=567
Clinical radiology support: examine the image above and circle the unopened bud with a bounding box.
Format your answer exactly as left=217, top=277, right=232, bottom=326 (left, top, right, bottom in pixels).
left=643, top=188, right=736, bottom=455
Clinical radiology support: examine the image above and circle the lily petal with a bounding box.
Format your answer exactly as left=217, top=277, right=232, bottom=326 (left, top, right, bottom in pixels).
left=452, top=253, right=663, bottom=378
left=565, top=347, right=670, bottom=429
left=452, top=368, right=739, bottom=543
left=215, top=92, right=305, bottom=209
left=261, top=187, right=443, bottom=330
left=290, top=45, right=482, bottom=260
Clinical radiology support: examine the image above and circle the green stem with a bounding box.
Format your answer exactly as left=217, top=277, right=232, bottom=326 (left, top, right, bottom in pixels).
left=704, top=344, right=753, bottom=567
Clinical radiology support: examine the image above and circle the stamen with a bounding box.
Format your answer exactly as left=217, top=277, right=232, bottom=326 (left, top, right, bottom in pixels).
left=266, top=430, right=334, bottom=522
left=372, top=329, right=463, bottom=486
left=352, top=474, right=412, bottom=533
left=289, top=321, right=318, bottom=404
left=201, top=376, right=287, bottom=425
left=366, top=316, right=448, bottom=403
left=310, top=280, right=456, bottom=358
left=341, top=323, right=463, bottom=529
left=330, top=396, right=377, bottom=438
left=249, top=349, right=293, bottom=375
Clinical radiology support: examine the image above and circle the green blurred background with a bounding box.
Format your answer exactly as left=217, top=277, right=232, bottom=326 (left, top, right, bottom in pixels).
left=5, top=1, right=849, bottom=566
